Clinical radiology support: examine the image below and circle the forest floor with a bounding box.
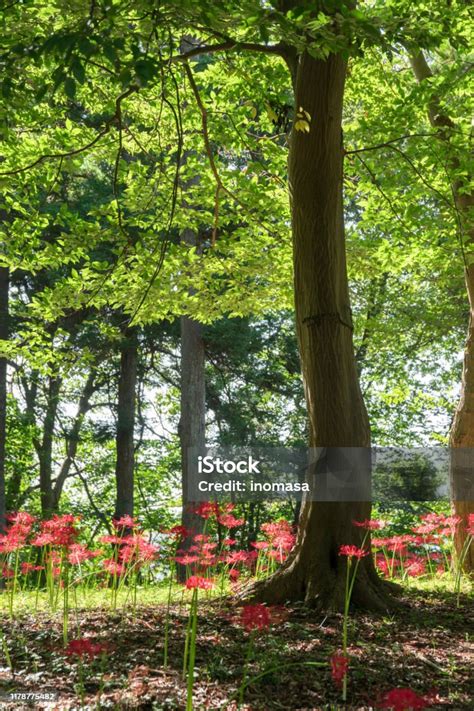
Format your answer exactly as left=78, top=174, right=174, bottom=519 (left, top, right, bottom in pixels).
left=0, top=581, right=472, bottom=710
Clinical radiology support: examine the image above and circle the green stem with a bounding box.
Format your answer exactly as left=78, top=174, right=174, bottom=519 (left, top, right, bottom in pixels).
left=186, top=589, right=198, bottom=711
left=238, top=630, right=255, bottom=707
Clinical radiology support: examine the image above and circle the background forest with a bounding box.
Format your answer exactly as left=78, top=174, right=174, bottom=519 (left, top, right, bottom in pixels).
left=0, top=1, right=473, bottom=709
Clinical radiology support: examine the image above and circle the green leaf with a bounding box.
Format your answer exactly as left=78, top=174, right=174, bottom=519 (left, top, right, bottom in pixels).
left=64, top=77, right=76, bottom=99
left=71, top=58, right=85, bottom=84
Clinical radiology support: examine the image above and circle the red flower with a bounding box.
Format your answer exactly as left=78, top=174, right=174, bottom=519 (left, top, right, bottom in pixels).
left=339, top=545, right=369, bottom=559
left=175, top=554, right=199, bottom=565
left=65, top=638, right=107, bottom=659
left=250, top=541, right=269, bottom=550
left=378, top=687, right=433, bottom=710
left=217, top=514, right=244, bottom=528
left=33, top=515, right=79, bottom=548
left=68, top=544, right=99, bottom=565
left=193, top=502, right=220, bottom=519
left=240, top=604, right=271, bottom=631
left=353, top=518, right=386, bottom=530
left=113, top=515, right=138, bottom=530
left=165, top=525, right=190, bottom=539
left=99, top=534, right=123, bottom=545
left=102, top=559, right=125, bottom=576
left=185, top=575, right=215, bottom=590
left=406, top=559, right=426, bottom=578
left=467, top=513, right=474, bottom=537
left=225, top=550, right=249, bottom=565
left=330, top=653, right=349, bottom=687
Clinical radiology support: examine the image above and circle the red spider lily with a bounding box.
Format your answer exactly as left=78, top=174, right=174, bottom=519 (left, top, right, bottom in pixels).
left=6, top=512, right=36, bottom=526
left=1, top=566, right=15, bottom=578
left=112, top=515, right=138, bottom=530
left=32, top=515, right=80, bottom=548
left=225, top=550, right=249, bottom=565
left=353, top=518, right=386, bottom=530
left=223, top=538, right=236, bottom=546
left=68, top=544, right=100, bottom=565
left=271, top=532, right=296, bottom=551
left=185, top=575, right=215, bottom=590
left=378, top=687, right=434, bottom=710
left=0, top=532, right=27, bottom=553
left=261, top=520, right=294, bottom=538
left=199, top=556, right=217, bottom=568
left=412, top=522, right=438, bottom=535
left=229, top=568, right=240, bottom=580
left=164, top=525, right=191, bottom=539
left=384, top=536, right=408, bottom=554
left=192, top=502, right=220, bottom=519
left=118, top=535, right=159, bottom=563
left=406, top=559, right=426, bottom=577
left=102, top=559, right=125, bottom=576
left=339, top=545, right=369, bottom=559
left=175, top=554, right=199, bottom=565
left=467, top=514, right=474, bottom=537
left=20, top=562, right=43, bottom=574
left=330, top=653, right=349, bottom=687
left=99, top=534, right=123, bottom=545
left=200, top=542, right=217, bottom=552
left=65, top=638, right=108, bottom=659
left=193, top=533, right=211, bottom=543
left=250, top=541, right=269, bottom=550
left=218, top=514, right=244, bottom=528
left=240, top=604, right=271, bottom=631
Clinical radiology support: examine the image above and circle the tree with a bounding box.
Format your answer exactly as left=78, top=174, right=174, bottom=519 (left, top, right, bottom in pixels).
left=1, top=0, right=461, bottom=607
left=0, top=265, right=8, bottom=534
left=114, top=327, right=138, bottom=521
left=408, top=51, right=474, bottom=572
left=178, top=228, right=206, bottom=569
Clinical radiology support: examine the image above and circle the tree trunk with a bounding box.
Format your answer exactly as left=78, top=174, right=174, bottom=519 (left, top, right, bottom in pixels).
left=409, top=51, right=474, bottom=571
left=0, top=266, right=8, bottom=535
left=114, top=329, right=137, bottom=520
left=252, top=52, right=391, bottom=611
left=51, top=368, right=96, bottom=510
left=38, top=375, right=61, bottom=517
left=178, top=229, right=206, bottom=579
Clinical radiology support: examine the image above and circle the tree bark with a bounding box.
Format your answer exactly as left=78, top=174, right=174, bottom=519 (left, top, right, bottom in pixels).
left=409, top=51, right=474, bottom=571
left=51, top=368, right=96, bottom=510
left=38, top=375, right=61, bottom=517
left=178, top=228, right=206, bottom=580
left=114, top=329, right=137, bottom=520
left=0, top=266, right=8, bottom=535
left=251, top=52, right=391, bottom=611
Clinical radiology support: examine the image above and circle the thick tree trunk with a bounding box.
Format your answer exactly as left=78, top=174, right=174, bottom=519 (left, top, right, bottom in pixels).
left=114, top=329, right=137, bottom=520
left=38, top=375, right=61, bottom=517
left=0, top=266, right=8, bottom=535
left=178, top=228, right=206, bottom=579
left=410, top=52, right=474, bottom=571
left=252, top=52, right=390, bottom=610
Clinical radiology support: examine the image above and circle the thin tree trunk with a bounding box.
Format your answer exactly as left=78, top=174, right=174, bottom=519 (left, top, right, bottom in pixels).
left=252, top=51, right=391, bottom=611
left=0, top=266, right=8, bottom=535
left=51, top=369, right=96, bottom=510
left=114, top=329, right=137, bottom=520
left=38, top=375, right=61, bottom=517
left=178, top=228, right=206, bottom=579
left=410, top=51, right=474, bottom=571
